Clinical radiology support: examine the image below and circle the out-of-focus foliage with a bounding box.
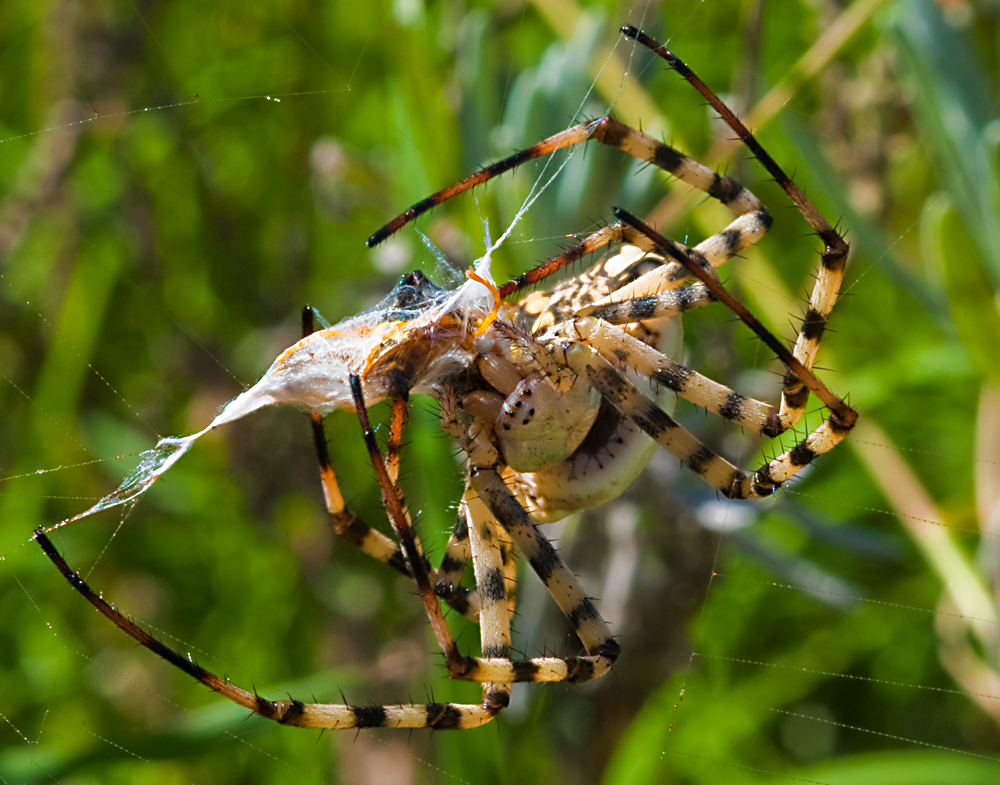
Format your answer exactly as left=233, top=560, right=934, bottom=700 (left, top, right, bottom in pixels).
left=2, top=0, right=1000, bottom=782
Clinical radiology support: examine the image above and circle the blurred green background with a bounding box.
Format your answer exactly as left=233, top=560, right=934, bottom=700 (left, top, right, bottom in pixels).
left=3, top=0, right=1000, bottom=782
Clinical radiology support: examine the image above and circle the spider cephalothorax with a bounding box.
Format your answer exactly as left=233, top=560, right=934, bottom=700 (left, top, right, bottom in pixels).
left=37, top=26, right=856, bottom=731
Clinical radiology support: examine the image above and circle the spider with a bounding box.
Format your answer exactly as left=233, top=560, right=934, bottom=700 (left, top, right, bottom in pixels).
left=36, top=26, right=856, bottom=731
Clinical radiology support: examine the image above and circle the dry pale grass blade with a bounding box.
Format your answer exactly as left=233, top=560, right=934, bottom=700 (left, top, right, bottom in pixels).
left=852, top=419, right=998, bottom=642
left=975, top=384, right=1000, bottom=541
left=851, top=417, right=1000, bottom=728
left=937, top=592, right=1000, bottom=730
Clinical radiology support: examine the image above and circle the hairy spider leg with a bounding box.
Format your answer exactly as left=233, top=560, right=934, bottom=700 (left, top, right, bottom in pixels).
left=440, top=391, right=621, bottom=684
left=613, top=210, right=855, bottom=427
left=366, top=112, right=765, bottom=259
left=527, top=206, right=768, bottom=317
left=576, top=209, right=856, bottom=498
left=621, top=24, right=850, bottom=429
left=580, top=209, right=769, bottom=308
left=578, top=284, right=716, bottom=322
left=299, top=307, right=478, bottom=618
left=581, top=315, right=780, bottom=436
left=351, top=377, right=632, bottom=710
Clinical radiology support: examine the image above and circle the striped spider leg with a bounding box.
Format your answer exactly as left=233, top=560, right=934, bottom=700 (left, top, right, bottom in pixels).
left=564, top=208, right=856, bottom=500
left=438, top=385, right=622, bottom=694
left=338, top=375, right=625, bottom=721
left=301, top=302, right=481, bottom=620
left=619, top=24, right=851, bottom=430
